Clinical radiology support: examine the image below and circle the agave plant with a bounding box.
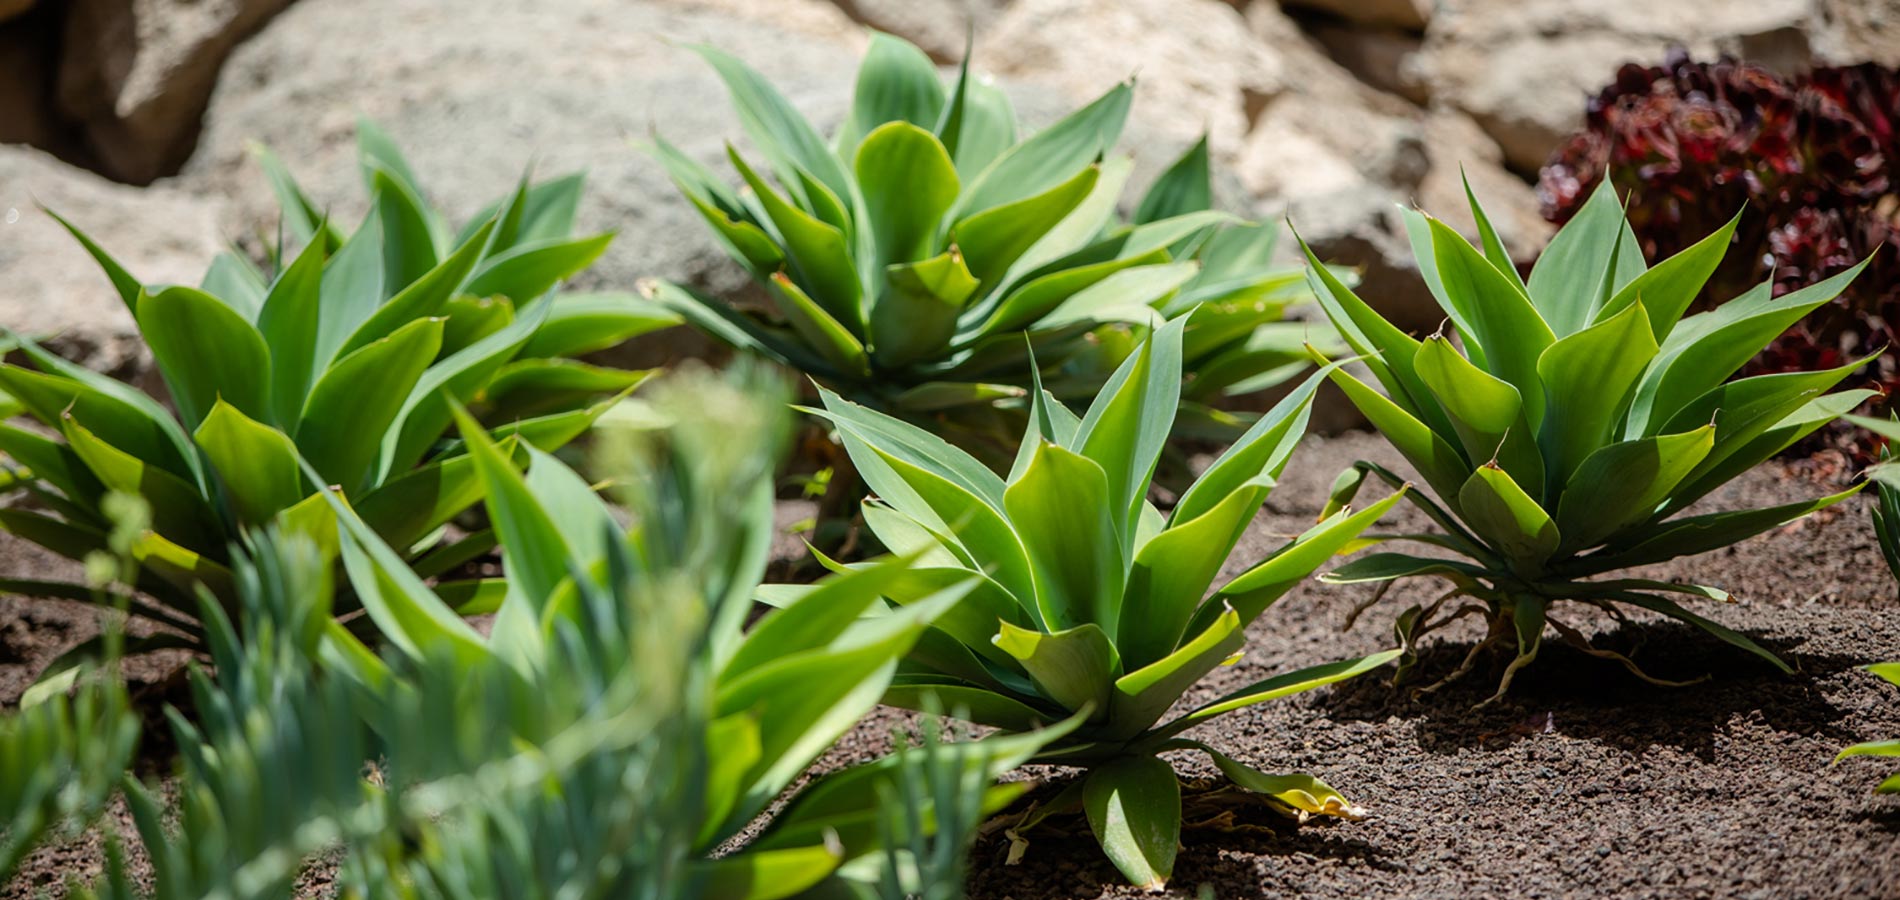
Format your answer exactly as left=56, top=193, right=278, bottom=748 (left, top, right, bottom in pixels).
left=1848, top=413, right=1900, bottom=593
left=0, top=123, right=675, bottom=663
left=1836, top=662, right=1900, bottom=794
left=647, top=32, right=1322, bottom=450
left=306, top=364, right=1069, bottom=897
left=801, top=315, right=1403, bottom=888
left=1308, top=179, right=1874, bottom=702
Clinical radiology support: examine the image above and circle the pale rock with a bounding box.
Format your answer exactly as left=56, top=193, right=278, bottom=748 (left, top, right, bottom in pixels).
left=0, top=146, right=226, bottom=375
left=55, top=0, right=297, bottom=184
left=1277, top=0, right=1431, bottom=32
left=1417, top=110, right=1554, bottom=260
left=1308, top=21, right=1430, bottom=104
left=1420, top=0, right=1828, bottom=172
left=979, top=0, right=1284, bottom=159
left=828, top=0, right=1007, bottom=62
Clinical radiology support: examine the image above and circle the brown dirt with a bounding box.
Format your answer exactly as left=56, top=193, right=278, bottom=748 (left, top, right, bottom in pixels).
left=4, top=432, right=1899, bottom=898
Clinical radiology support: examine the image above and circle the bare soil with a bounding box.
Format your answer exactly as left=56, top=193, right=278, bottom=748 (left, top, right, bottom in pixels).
left=4, top=432, right=1898, bottom=898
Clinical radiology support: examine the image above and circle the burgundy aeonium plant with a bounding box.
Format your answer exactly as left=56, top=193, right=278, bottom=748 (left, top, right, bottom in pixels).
left=1540, top=50, right=1900, bottom=460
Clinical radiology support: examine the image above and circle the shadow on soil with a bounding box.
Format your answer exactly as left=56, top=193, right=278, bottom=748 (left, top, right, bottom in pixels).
left=970, top=780, right=1401, bottom=899
left=1317, top=621, right=1859, bottom=762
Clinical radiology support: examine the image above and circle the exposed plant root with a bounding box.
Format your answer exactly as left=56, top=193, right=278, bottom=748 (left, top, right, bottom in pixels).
left=1478, top=645, right=1538, bottom=709
left=1341, top=580, right=1394, bottom=631
left=1417, top=623, right=1502, bottom=696
left=1546, top=615, right=1710, bottom=688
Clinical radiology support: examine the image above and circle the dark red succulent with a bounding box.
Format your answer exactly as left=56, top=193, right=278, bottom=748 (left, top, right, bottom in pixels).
left=1540, top=49, right=1900, bottom=461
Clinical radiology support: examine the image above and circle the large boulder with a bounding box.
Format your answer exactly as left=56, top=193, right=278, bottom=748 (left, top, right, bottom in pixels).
left=826, top=0, right=1006, bottom=62
left=55, top=0, right=297, bottom=184
left=1419, top=0, right=1831, bottom=173
left=0, top=146, right=227, bottom=376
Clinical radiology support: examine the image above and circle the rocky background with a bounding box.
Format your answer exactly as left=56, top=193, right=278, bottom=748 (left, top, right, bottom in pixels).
left=2, top=0, right=1897, bottom=378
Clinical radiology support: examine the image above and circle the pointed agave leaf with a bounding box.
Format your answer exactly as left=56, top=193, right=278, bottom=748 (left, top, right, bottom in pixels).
left=136, top=286, right=273, bottom=429
left=1120, top=480, right=1271, bottom=670
left=935, top=51, right=1017, bottom=176
left=61, top=416, right=220, bottom=554
left=312, top=212, right=389, bottom=371
left=1626, top=258, right=1870, bottom=435
left=1003, top=441, right=1124, bottom=632
left=1457, top=464, right=1559, bottom=574
left=254, top=234, right=329, bottom=425
left=1297, top=232, right=1456, bottom=439
left=767, top=273, right=871, bottom=376
left=1535, top=299, right=1658, bottom=495
left=379, top=297, right=549, bottom=477
left=649, top=134, right=787, bottom=277
left=812, top=386, right=1008, bottom=507
left=837, top=32, right=946, bottom=154
left=518, top=291, right=680, bottom=358
left=1037, top=262, right=1194, bottom=330
left=1595, top=209, right=1741, bottom=340
left=1525, top=179, right=1628, bottom=335
left=369, top=168, right=442, bottom=295
left=1657, top=357, right=1875, bottom=512
left=461, top=233, right=614, bottom=302
left=1133, top=135, right=1213, bottom=225
left=1317, top=362, right=1470, bottom=507
left=975, top=247, right=1172, bottom=336
left=250, top=142, right=343, bottom=251
left=322, top=485, right=492, bottom=668
left=1413, top=334, right=1542, bottom=496
left=1572, top=485, right=1863, bottom=575
left=1172, top=363, right=1329, bottom=524
left=729, top=148, right=864, bottom=331
left=200, top=252, right=267, bottom=320
left=454, top=407, right=582, bottom=619
left=335, top=220, right=497, bottom=360
left=712, top=588, right=961, bottom=838
left=991, top=156, right=1140, bottom=291
left=692, top=846, right=841, bottom=900
left=840, top=435, right=1039, bottom=614
left=856, top=122, right=959, bottom=271
left=1462, top=172, right=1528, bottom=295
left=691, top=43, right=854, bottom=205
left=44, top=208, right=143, bottom=315
left=1209, top=490, right=1406, bottom=626
left=1072, top=316, right=1186, bottom=544
left=1427, top=216, right=1555, bottom=424
left=1108, top=607, right=1244, bottom=739
left=1553, top=426, right=1715, bottom=553
left=994, top=620, right=1119, bottom=717
left=1186, top=742, right=1368, bottom=820
left=6, top=339, right=203, bottom=482
left=192, top=399, right=307, bottom=525
left=1604, top=590, right=1791, bottom=673
left=1321, top=552, right=1489, bottom=585
left=1083, top=755, right=1181, bottom=890
left=883, top=677, right=1055, bottom=732
left=958, top=81, right=1129, bottom=216
left=872, top=251, right=979, bottom=368
left=954, top=163, right=1101, bottom=289
left=721, top=555, right=922, bottom=681
left=297, top=316, right=444, bottom=493
left=0, top=422, right=103, bottom=512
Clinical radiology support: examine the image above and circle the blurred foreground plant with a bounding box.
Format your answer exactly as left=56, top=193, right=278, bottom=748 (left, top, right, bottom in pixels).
left=0, top=121, right=675, bottom=668
left=1311, top=180, right=1871, bottom=702
left=18, top=365, right=1050, bottom=899
left=806, top=316, right=1401, bottom=888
